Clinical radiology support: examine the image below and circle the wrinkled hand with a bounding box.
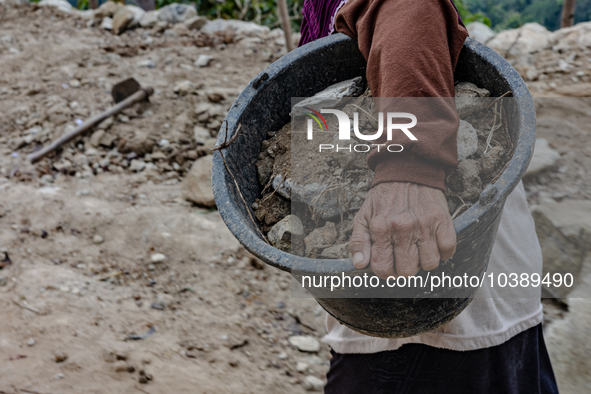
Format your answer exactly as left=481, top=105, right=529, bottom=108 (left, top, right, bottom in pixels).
left=349, top=182, right=456, bottom=279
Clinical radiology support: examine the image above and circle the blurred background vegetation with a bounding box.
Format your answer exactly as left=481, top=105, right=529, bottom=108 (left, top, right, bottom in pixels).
left=69, top=0, right=588, bottom=32
left=462, top=0, right=589, bottom=31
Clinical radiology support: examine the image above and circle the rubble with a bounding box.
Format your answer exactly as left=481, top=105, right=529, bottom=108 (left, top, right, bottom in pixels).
left=457, top=120, right=478, bottom=161
left=291, top=77, right=366, bottom=115
left=181, top=155, right=215, bottom=207
left=488, top=23, right=553, bottom=57
left=157, top=3, right=196, bottom=25
left=525, top=138, right=560, bottom=176
left=288, top=335, right=320, bottom=353
left=466, top=21, right=496, bottom=44
left=112, top=7, right=135, bottom=35
left=267, top=215, right=305, bottom=256
left=201, top=18, right=271, bottom=36
left=38, top=0, right=72, bottom=13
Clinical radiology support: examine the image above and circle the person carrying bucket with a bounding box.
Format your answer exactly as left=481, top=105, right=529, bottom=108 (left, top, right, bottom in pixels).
left=298, top=0, right=559, bottom=392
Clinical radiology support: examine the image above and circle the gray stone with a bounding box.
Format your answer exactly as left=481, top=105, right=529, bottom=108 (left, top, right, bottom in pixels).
left=267, top=215, right=305, bottom=256
left=93, top=235, right=104, bottom=244
left=140, top=10, right=159, bottom=28
left=466, top=21, right=496, bottom=44
left=296, top=361, right=309, bottom=372
left=445, top=159, right=482, bottom=202
left=0, top=276, right=7, bottom=287
left=27, top=338, right=36, bottom=346
left=150, top=253, right=167, bottom=263
left=95, top=0, right=121, bottom=18
left=193, top=126, right=211, bottom=144
left=157, top=3, right=197, bottom=24
left=304, top=222, right=337, bottom=256
left=320, top=243, right=350, bottom=259
left=184, top=16, right=207, bottom=30
left=525, top=138, right=560, bottom=176
left=129, top=159, right=146, bottom=172
left=112, top=7, right=135, bottom=35
left=53, top=159, right=73, bottom=172
left=288, top=335, right=320, bottom=353
left=291, top=77, right=366, bottom=116
left=172, top=22, right=190, bottom=36
left=138, top=59, right=156, bottom=68
left=201, top=19, right=270, bottom=36
left=455, top=82, right=491, bottom=118
left=54, top=350, right=68, bottom=363
left=173, top=80, right=196, bottom=96
left=272, top=174, right=292, bottom=200
left=273, top=172, right=366, bottom=220
left=125, top=5, right=145, bottom=28
left=488, top=23, right=552, bottom=58
left=194, top=54, right=213, bottom=68
left=181, top=155, right=215, bottom=207
left=457, top=120, right=478, bottom=161
left=90, top=130, right=105, bottom=147
left=101, top=17, right=113, bottom=31
left=303, top=376, right=325, bottom=392
left=38, top=0, right=72, bottom=13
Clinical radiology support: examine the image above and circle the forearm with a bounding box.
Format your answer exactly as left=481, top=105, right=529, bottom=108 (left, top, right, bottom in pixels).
left=335, top=0, right=469, bottom=191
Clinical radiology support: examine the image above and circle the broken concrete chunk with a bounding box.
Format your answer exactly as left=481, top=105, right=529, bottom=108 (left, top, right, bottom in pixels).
left=445, top=159, right=482, bottom=202
left=288, top=335, right=320, bottom=353
left=158, top=3, right=197, bottom=24
left=457, top=120, right=478, bottom=161
left=184, top=16, right=208, bottom=30
left=201, top=19, right=270, bottom=36
left=101, top=16, right=113, bottom=30
left=256, top=155, right=274, bottom=186
left=181, top=155, right=215, bottom=207
left=320, top=243, right=351, bottom=259
left=112, top=7, right=135, bottom=35
left=304, top=222, right=337, bottom=256
left=466, top=21, right=496, bottom=44
left=291, top=77, right=367, bottom=116
left=455, top=82, right=491, bottom=118
left=194, top=54, right=213, bottom=68
left=140, top=10, right=159, bottom=28
left=267, top=215, right=305, bottom=256
left=480, top=146, right=505, bottom=184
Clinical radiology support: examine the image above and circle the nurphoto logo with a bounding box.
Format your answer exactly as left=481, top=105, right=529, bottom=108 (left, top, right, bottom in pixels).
left=303, top=108, right=418, bottom=153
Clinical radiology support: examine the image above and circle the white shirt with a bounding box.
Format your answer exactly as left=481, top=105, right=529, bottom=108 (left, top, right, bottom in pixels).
left=325, top=181, right=544, bottom=353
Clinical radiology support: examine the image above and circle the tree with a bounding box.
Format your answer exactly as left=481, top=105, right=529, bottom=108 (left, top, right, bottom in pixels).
left=561, top=0, right=577, bottom=27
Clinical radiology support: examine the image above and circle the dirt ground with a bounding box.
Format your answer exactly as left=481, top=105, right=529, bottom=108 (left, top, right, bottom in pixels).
left=0, top=3, right=589, bottom=393
left=0, top=4, right=329, bottom=393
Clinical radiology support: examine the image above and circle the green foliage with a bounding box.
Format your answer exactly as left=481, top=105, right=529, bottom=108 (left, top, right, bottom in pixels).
left=463, top=0, right=591, bottom=31
left=454, top=0, right=492, bottom=26
left=154, top=0, right=304, bottom=31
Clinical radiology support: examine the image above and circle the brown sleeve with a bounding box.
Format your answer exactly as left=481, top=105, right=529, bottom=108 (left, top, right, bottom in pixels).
left=335, top=0, right=469, bottom=191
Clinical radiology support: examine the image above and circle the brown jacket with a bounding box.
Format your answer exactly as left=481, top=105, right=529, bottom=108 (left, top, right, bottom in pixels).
left=335, top=0, right=469, bottom=191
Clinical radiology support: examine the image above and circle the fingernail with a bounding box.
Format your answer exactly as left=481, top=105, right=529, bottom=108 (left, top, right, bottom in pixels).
left=353, top=252, right=364, bottom=268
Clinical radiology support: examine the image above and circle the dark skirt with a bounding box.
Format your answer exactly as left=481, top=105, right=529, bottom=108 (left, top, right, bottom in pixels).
left=325, top=324, right=559, bottom=394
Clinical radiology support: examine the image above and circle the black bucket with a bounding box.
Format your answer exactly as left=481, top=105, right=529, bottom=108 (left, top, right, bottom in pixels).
left=212, top=34, right=536, bottom=338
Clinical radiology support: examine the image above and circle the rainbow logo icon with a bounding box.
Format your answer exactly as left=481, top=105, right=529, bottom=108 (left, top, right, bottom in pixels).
left=304, top=107, right=328, bottom=131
